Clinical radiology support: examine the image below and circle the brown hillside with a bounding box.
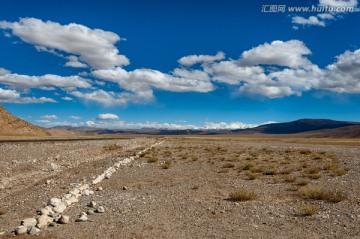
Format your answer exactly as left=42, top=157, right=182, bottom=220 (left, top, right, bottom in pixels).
left=0, top=105, right=49, bottom=136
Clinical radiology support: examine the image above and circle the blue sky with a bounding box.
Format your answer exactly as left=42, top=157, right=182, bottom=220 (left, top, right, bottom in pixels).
left=0, top=0, right=359, bottom=129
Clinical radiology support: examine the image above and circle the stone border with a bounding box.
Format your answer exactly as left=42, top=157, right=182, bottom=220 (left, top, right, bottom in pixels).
left=13, top=140, right=164, bottom=236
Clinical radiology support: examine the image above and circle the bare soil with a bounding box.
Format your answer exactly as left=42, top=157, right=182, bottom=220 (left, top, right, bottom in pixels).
left=0, top=137, right=360, bottom=239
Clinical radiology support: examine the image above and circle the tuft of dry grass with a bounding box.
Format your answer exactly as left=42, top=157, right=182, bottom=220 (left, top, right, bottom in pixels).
left=161, top=160, right=172, bottom=169
left=218, top=168, right=229, bottom=173
left=296, top=178, right=310, bottom=186
left=222, top=163, right=235, bottom=168
left=330, top=168, right=347, bottom=177
left=245, top=173, right=258, bottom=180
left=287, top=185, right=300, bottom=191
left=263, top=167, right=278, bottom=175
left=300, top=204, right=320, bottom=216
left=192, top=185, right=199, bottom=190
left=283, top=175, right=297, bottom=183
left=299, top=149, right=312, bottom=155
left=147, top=157, right=158, bottom=163
left=306, top=173, right=322, bottom=180
left=299, top=185, right=347, bottom=203
left=242, top=164, right=253, bottom=171
left=0, top=209, right=6, bottom=216
left=229, top=189, right=257, bottom=202
left=103, top=144, right=123, bottom=151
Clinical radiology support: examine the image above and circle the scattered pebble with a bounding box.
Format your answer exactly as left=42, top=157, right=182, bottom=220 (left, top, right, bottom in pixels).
left=87, top=209, right=95, bottom=215
left=15, top=226, right=27, bottom=235
left=89, top=201, right=97, bottom=208
left=28, top=226, right=40, bottom=235
left=48, top=198, right=62, bottom=207
left=59, top=215, right=70, bottom=224
left=96, top=206, right=105, bottom=213
left=21, top=218, right=37, bottom=228
left=37, top=215, right=53, bottom=229
left=75, top=214, right=88, bottom=222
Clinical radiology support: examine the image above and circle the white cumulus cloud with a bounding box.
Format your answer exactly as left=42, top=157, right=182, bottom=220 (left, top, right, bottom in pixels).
left=0, top=17, right=129, bottom=69
left=96, top=113, right=120, bottom=120
left=178, top=52, right=225, bottom=66
left=41, top=114, right=57, bottom=120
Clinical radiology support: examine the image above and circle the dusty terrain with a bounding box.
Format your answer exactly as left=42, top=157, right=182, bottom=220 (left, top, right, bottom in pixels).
left=0, top=137, right=360, bottom=238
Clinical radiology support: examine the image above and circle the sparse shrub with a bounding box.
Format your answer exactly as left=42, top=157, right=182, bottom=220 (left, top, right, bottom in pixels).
left=332, top=168, right=347, bottom=177
left=300, top=204, right=320, bottom=216
left=218, top=168, right=229, bottom=173
left=263, top=167, right=278, bottom=175
left=280, top=168, right=292, bottom=175
left=306, top=173, right=322, bottom=180
left=296, top=178, right=310, bottom=186
left=287, top=185, right=300, bottom=191
left=299, top=149, right=312, bottom=155
left=299, top=185, right=347, bottom=203
left=192, top=185, right=199, bottom=190
left=103, top=144, right=123, bottom=151
left=306, top=167, right=321, bottom=174
left=242, top=164, right=253, bottom=171
left=222, top=163, right=235, bottom=168
left=246, top=173, right=258, bottom=180
left=312, top=156, right=322, bottom=160
left=323, top=163, right=339, bottom=171
left=162, top=160, right=172, bottom=169
left=283, top=175, right=297, bottom=183
left=180, top=154, right=188, bottom=160
left=147, top=158, right=158, bottom=163
left=229, top=189, right=257, bottom=201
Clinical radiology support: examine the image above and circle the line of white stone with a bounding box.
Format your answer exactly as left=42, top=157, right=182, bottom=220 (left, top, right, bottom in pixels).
left=13, top=140, right=164, bottom=236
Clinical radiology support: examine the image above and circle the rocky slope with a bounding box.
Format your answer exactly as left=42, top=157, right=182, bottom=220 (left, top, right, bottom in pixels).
left=0, top=105, right=49, bottom=136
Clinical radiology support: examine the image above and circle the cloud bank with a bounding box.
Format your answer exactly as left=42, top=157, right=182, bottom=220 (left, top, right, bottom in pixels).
left=1, top=18, right=360, bottom=105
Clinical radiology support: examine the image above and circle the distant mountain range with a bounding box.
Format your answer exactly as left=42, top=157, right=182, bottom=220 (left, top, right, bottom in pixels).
left=1, top=105, right=360, bottom=138
left=53, top=119, right=360, bottom=138
left=235, top=119, right=360, bottom=134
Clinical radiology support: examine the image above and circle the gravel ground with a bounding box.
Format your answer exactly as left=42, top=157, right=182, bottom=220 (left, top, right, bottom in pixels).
left=0, top=137, right=359, bottom=238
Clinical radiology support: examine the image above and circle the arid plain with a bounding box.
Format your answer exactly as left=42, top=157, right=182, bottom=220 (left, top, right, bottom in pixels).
left=0, top=136, right=359, bottom=238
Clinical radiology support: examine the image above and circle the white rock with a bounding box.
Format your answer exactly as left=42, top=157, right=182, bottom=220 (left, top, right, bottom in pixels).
left=92, top=175, right=104, bottom=185
left=75, top=215, right=88, bottom=222
left=97, top=187, right=103, bottom=191
left=68, top=196, right=79, bottom=204
left=48, top=197, right=62, bottom=207
left=64, top=193, right=72, bottom=199
left=15, top=226, right=27, bottom=235
left=45, top=206, right=55, bottom=214
left=64, top=199, right=72, bottom=206
left=89, top=201, right=97, bottom=208
left=83, top=189, right=90, bottom=196
left=79, top=184, right=89, bottom=190
left=51, top=213, right=61, bottom=222
left=53, top=203, right=67, bottom=213
left=21, top=218, right=37, bottom=227
left=37, top=215, right=53, bottom=229
left=50, top=163, right=59, bottom=170
left=59, top=215, right=70, bottom=224
left=28, top=226, right=40, bottom=235
left=69, top=188, right=80, bottom=195
left=87, top=209, right=95, bottom=215
left=96, top=206, right=105, bottom=213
